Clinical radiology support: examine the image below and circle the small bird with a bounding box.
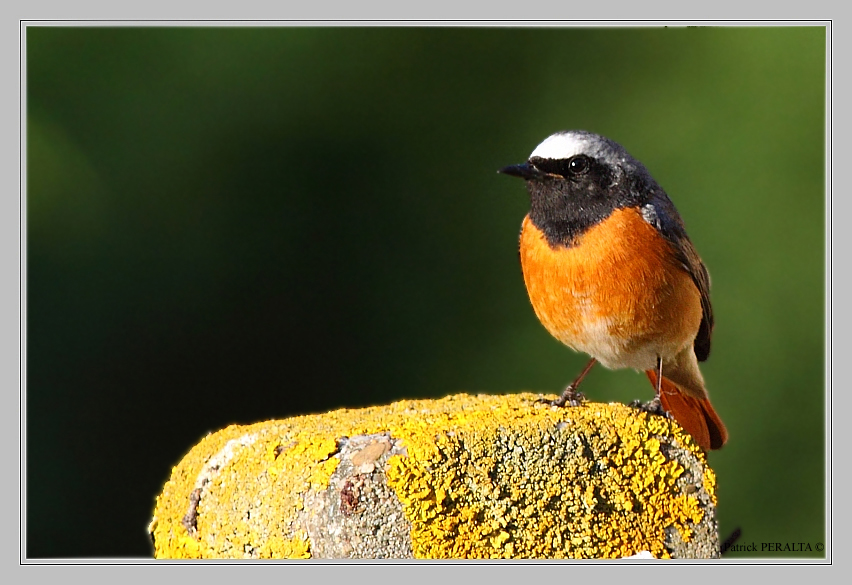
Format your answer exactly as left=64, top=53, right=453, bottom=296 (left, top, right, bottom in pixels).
left=500, top=130, right=728, bottom=451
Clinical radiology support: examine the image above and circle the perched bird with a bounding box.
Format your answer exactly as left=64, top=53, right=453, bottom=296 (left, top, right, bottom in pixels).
left=500, top=130, right=727, bottom=451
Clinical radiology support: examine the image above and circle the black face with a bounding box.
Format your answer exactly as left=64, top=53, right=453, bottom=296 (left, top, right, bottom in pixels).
left=512, top=154, right=643, bottom=248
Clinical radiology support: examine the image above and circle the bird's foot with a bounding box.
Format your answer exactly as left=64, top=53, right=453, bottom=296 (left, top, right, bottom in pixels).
left=539, top=386, right=587, bottom=408
left=629, top=396, right=671, bottom=419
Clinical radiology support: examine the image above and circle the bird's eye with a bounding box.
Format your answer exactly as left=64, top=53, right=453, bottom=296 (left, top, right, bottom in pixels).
left=566, top=155, right=590, bottom=175
left=528, top=155, right=591, bottom=179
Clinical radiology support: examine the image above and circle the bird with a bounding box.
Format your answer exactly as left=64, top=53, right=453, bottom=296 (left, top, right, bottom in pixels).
left=499, top=130, right=728, bottom=451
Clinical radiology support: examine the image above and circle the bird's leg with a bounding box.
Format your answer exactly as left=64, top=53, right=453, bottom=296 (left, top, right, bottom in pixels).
left=645, top=355, right=664, bottom=413
left=547, top=358, right=596, bottom=407
left=630, top=356, right=667, bottom=416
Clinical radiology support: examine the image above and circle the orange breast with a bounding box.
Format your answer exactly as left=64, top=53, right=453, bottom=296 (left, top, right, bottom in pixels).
left=519, top=207, right=702, bottom=370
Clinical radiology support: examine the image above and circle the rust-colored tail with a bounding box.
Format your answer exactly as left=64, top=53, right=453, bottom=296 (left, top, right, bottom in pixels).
left=645, top=370, right=728, bottom=451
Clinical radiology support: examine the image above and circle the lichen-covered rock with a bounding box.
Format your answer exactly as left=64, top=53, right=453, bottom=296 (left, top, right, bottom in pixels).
left=149, top=393, right=720, bottom=559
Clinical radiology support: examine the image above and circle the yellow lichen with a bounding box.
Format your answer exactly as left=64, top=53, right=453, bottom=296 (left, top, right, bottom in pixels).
left=703, top=467, right=718, bottom=505
left=381, top=397, right=710, bottom=559
left=151, top=393, right=716, bottom=559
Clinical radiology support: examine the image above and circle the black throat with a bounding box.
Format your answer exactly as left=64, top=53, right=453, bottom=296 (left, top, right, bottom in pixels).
left=526, top=178, right=640, bottom=248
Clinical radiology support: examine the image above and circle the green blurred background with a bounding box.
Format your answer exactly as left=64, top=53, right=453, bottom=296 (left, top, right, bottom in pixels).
left=26, top=26, right=825, bottom=558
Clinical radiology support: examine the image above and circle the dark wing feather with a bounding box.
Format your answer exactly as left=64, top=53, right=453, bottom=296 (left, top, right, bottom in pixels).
left=673, top=236, right=713, bottom=361
left=641, top=194, right=714, bottom=362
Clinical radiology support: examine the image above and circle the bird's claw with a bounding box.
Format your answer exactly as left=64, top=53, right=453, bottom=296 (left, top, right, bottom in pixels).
left=538, top=387, right=587, bottom=408
left=629, top=396, right=670, bottom=418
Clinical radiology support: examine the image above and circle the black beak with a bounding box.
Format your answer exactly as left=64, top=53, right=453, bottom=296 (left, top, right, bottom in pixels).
left=498, top=162, right=546, bottom=180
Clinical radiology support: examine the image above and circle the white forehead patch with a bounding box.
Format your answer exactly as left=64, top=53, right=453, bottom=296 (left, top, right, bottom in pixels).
left=529, top=132, right=589, bottom=160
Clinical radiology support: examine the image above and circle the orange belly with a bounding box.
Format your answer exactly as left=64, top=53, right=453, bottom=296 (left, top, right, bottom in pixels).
left=519, top=207, right=702, bottom=370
